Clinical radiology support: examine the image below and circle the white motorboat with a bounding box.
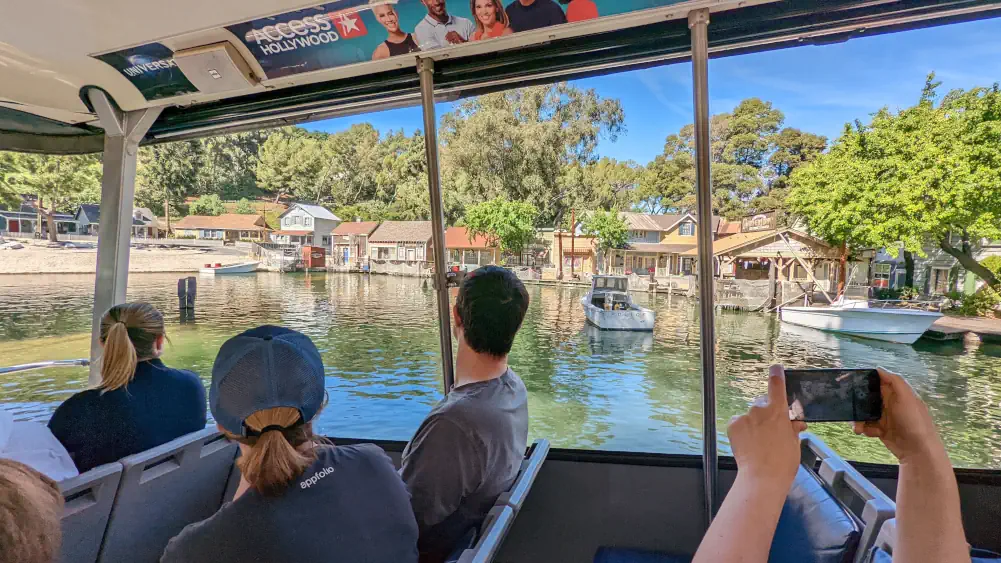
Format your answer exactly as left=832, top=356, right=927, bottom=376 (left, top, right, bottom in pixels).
left=581, top=275, right=656, bottom=332
left=199, top=262, right=260, bottom=275
left=780, top=299, right=942, bottom=345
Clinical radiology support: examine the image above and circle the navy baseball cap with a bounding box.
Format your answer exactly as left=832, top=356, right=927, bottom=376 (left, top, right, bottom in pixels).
left=210, top=326, right=325, bottom=437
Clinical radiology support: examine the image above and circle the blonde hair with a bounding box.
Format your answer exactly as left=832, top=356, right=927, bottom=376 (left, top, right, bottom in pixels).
left=223, top=407, right=320, bottom=497
left=98, top=303, right=166, bottom=392
left=471, top=0, right=509, bottom=35
left=0, top=459, right=63, bottom=563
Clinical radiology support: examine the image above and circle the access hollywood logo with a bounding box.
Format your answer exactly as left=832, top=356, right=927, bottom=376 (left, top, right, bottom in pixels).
left=300, top=466, right=335, bottom=489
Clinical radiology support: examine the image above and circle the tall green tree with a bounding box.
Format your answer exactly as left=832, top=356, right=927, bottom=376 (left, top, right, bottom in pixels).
left=256, top=128, right=320, bottom=204
left=465, top=198, right=538, bottom=255
left=788, top=75, right=1001, bottom=292
left=188, top=194, right=226, bottom=216
left=0, top=152, right=23, bottom=208
left=640, top=98, right=825, bottom=219
left=581, top=209, right=629, bottom=272
left=197, top=132, right=269, bottom=199
left=137, top=140, right=204, bottom=232
left=584, top=158, right=642, bottom=211
left=2, top=153, right=101, bottom=241
left=440, top=83, right=625, bottom=228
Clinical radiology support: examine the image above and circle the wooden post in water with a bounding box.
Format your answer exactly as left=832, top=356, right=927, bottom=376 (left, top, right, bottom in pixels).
left=178, top=277, right=196, bottom=323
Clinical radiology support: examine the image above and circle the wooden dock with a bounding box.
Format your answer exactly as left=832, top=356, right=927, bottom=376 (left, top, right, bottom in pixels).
left=922, top=316, right=1001, bottom=343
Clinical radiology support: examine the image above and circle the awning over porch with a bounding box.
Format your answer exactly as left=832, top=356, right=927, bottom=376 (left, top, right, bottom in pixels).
left=625, top=243, right=696, bottom=254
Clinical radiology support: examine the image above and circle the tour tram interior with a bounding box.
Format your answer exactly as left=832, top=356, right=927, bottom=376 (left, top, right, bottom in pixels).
left=3, top=0, right=1001, bottom=562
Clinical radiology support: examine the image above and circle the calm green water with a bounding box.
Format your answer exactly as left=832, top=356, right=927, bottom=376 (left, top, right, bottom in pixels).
left=1, top=273, right=999, bottom=468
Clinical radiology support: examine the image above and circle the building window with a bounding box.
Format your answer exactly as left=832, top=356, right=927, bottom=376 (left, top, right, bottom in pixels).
left=322, top=236, right=329, bottom=246
left=377, top=247, right=390, bottom=260
left=305, top=217, right=312, bottom=227
left=679, top=222, right=695, bottom=236
left=682, top=257, right=694, bottom=273
left=417, top=246, right=425, bottom=261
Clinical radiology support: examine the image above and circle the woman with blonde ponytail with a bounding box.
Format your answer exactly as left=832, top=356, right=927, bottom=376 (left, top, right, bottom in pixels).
left=48, top=303, right=206, bottom=473
left=162, top=326, right=418, bottom=563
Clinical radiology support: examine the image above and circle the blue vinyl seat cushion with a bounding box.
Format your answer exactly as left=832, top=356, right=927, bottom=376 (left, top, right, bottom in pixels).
left=595, top=466, right=860, bottom=563
left=870, top=546, right=1001, bottom=563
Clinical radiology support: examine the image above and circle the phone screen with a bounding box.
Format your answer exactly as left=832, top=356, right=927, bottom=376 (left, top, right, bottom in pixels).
left=785, top=369, right=882, bottom=422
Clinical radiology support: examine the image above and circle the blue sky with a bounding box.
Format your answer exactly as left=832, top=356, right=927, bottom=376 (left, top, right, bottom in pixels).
left=307, top=17, right=1001, bottom=165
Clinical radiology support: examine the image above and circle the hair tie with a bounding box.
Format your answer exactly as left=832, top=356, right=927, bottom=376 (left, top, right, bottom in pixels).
left=245, top=419, right=303, bottom=438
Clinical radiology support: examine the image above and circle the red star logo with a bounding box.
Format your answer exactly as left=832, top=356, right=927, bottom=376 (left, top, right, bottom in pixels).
left=332, top=12, right=367, bottom=39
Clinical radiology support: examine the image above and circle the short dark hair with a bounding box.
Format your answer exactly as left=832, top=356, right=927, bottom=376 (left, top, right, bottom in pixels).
left=456, top=266, right=530, bottom=358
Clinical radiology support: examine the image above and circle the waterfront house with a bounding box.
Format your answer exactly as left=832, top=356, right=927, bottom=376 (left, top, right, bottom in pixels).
left=272, top=203, right=341, bottom=246
left=874, top=238, right=1001, bottom=295
left=445, top=226, right=500, bottom=271
left=1, top=203, right=79, bottom=237
left=331, top=221, right=380, bottom=266
left=369, top=221, right=433, bottom=262
left=73, top=204, right=160, bottom=238
left=173, top=214, right=269, bottom=242
left=606, top=212, right=721, bottom=277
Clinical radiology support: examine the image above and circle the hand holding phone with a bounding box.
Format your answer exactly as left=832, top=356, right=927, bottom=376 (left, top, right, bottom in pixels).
left=785, top=368, right=882, bottom=422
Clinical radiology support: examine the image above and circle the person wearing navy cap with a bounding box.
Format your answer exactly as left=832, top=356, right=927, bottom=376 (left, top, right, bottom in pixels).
left=162, top=326, right=418, bottom=563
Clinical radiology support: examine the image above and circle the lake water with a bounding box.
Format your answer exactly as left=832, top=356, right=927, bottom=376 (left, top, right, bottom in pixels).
left=1, top=272, right=999, bottom=468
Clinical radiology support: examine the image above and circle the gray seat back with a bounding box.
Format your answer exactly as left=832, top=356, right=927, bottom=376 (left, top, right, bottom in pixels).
left=97, top=428, right=238, bottom=563
left=457, top=505, right=516, bottom=563
left=497, top=439, right=550, bottom=513
left=801, top=434, right=896, bottom=563
left=58, top=463, right=124, bottom=563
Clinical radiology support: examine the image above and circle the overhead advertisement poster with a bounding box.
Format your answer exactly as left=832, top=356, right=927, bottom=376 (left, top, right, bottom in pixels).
left=95, top=43, right=199, bottom=101
left=228, top=0, right=686, bottom=79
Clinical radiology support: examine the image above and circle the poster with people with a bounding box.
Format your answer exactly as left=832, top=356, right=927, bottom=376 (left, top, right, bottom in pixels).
left=226, top=0, right=685, bottom=79
left=97, top=0, right=687, bottom=90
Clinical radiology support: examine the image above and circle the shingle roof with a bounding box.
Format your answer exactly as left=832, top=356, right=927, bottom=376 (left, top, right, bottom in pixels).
left=283, top=203, right=340, bottom=221
left=332, top=221, right=380, bottom=236
left=172, top=214, right=267, bottom=230
left=445, top=226, right=493, bottom=249
left=620, top=212, right=678, bottom=231
left=370, top=221, right=434, bottom=243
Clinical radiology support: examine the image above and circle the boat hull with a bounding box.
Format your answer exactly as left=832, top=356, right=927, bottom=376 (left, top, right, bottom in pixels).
left=583, top=303, right=656, bottom=332
left=780, top=306, right=942, bottom=345
left=199, top=262, right=260, bottom=275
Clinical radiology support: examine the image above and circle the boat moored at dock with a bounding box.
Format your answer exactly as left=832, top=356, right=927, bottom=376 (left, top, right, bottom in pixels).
left=199, top=262, right=260, bottom=275
left=781, top=299, right=943, bottom=345
left=581, top=276, right=656, bottom=332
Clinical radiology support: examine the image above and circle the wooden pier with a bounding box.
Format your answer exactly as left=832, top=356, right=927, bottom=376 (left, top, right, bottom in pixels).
left=922, top=316, right=1001, bottom=344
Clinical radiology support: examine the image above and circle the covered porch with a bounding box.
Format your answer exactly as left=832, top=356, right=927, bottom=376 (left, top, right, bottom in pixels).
left=607, top=243, right=697, bottom=277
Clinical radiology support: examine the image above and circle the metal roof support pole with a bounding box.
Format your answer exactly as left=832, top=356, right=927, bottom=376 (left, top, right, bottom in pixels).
left=418, top=58, right=456, bottom=394
left=689, top=7, right=719, bottom=525
left=86, top=90, right=161, bottom=385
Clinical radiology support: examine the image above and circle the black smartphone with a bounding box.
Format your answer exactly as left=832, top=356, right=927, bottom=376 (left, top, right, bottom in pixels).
left=785, top=368, right=882, bottom=422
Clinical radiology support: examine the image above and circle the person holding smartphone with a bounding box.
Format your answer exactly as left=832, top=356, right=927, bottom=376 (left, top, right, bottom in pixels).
left=690, top=366, right=971, bottom=563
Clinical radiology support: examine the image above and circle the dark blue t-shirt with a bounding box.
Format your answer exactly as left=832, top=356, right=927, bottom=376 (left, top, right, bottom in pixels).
left=161, top=444, right=419, bottom=563
left=48, top=359, right=207, bottom=473
left=506, top=0, right=567, bottom=33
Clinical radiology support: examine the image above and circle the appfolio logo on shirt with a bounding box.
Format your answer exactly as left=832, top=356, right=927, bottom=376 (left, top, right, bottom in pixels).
left=300, top=466, right=335, bottom=489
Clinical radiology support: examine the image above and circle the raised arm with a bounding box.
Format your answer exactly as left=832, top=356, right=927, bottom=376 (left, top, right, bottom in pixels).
left=692, top=365, right=807, bottom=563
left=854, top=369, right=970, bottom=563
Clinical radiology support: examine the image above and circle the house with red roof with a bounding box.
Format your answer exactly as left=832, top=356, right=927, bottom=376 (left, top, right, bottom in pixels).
left=331, top=221, right=380, bottom=267
left=445, top=226, right=500, bottom=271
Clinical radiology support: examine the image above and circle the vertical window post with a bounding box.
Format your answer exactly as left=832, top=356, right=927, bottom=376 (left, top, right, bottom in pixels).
left=418, top=57, right=456, bottom=394
left=86, top=90, right=161, bottom=385
left=689, top=7, right=719, bottom=525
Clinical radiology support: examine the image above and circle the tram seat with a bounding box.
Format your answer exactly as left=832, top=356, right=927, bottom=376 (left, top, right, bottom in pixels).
left=96, top=428, right=238, bottom=563
left=594, top=434, right=895, bottom=563
left=57, top=462, right=124, bottom=563
left=497, top=439, right=551, bottom=513
left=221, top=451, right=242, bottom=504
left=866, top=519, right=1001, bottom=563
left=453, top=505, right=517, bottom=563
left=445, top=439, right=551, bottom=563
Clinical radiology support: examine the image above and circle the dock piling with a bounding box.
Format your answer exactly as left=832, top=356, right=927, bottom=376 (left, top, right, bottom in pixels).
left=178, top=277, right=196, bottom=323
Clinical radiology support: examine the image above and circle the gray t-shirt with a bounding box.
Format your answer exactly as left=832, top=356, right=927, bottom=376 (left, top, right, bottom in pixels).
left=161, top=444, right=418, bottom=563
left=400, top=370, right=529, bottom=561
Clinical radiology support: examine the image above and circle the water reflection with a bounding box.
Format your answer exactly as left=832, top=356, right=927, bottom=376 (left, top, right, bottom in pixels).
left=0, top=273, right=999, bottom=468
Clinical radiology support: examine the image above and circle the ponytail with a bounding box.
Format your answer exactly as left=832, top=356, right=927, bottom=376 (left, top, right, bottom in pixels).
left=98, top=303, right=166, bottom=392
left=100, top=322, right=137, bottom=391
left=230, top=407, right=317, bottom=497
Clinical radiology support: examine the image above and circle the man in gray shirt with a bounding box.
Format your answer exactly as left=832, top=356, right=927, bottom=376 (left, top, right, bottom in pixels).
left=414, top=0, right=475, bottom=50
left=401, top=266, right=530, bottom=563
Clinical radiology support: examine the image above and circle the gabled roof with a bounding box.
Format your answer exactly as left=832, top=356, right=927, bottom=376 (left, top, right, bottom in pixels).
left=445, top=226, right=493, bottom=250
left=370, top=221, right=434, bottom=244
left=680, top=228, right=834, bottom=257
left=76, top=204, right=100, bottom=223
left=280, top=203, right=341, bottom=222
left=172, top=214, right=267, bottom=230
left=332, top=221, right=380, bottom=236
left=620, top=212, right=680, bottom=232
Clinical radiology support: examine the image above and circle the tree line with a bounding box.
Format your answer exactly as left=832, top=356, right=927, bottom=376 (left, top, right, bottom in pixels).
left=2, top=77, right=998, bottom=294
